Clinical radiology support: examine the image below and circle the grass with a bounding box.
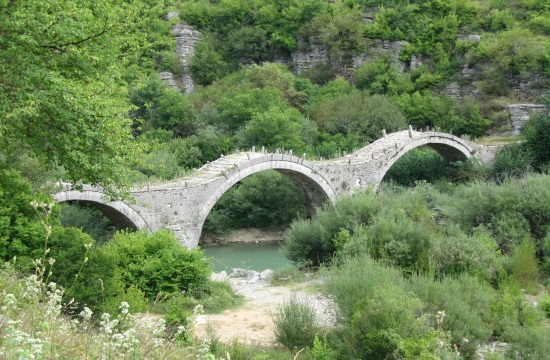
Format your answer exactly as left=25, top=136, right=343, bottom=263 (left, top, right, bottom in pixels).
left=270, top=265, right=307, bottom=286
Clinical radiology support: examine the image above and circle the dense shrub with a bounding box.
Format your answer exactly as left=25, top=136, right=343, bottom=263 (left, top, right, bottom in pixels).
left=283, top=194, right=382, bottom=266
left=409, top=274, right=496, bottom=358
left=309, top=93, right=407, bottom=142
left=524, top=112, right=550, bottom=170
left=103, top=230, right=210, bottom=300
left=0, top=169, right=56, bottom=269
left=510, top=238, right=540, bottom=294
left=437, top=175, right=550, bottom=254
left=272, top=294, right=319, bottom=349
left=326, top=255, right=457, bottom=359
left=430, top=226, right=503, bottom=282
left=490, top=143, right=534, bottom=180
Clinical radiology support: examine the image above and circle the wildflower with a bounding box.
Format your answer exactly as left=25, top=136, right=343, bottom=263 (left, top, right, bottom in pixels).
left=119, top=301, right=130, bottom=315
left=80, top=307, right=93, bottom=322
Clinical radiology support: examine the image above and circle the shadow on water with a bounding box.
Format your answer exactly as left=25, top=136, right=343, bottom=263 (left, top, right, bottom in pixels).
left=201, top=242, right=293, bottom=273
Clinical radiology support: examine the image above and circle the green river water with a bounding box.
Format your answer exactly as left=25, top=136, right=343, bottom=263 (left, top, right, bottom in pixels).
left=201, top=242, right=293, bottom=273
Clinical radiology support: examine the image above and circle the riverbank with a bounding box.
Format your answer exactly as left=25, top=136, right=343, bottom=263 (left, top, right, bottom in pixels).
left=194, top=271, right=338, bottom=346
left=200, top=228, right=285, bottom=245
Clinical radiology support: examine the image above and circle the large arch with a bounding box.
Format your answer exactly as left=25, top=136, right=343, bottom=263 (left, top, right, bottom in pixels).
left=53, top=190, right=149, bottom=230
left=193, top=155, right=337, bottom=248
left=373, top=133, right=476, bottom=188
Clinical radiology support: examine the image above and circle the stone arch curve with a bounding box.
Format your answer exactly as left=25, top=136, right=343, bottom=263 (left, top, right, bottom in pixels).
left=53, top=190, right=149, bottom=231
left=373, top=133, right=476, bottom=188
left=193, top=155, right=337, bottom=248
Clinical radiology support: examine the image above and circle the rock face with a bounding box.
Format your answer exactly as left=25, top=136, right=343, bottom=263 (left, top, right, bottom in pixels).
left=443, top=81, right=480, bottom=99
left=172, top=22, right=201, bottom=93
left=291, top=38, right=407, bottom=75
left=159, top=12, right=201, bottom=93
left=159, top=71, right=178, bottom=89
left=503, top=104, right=548, bottom=136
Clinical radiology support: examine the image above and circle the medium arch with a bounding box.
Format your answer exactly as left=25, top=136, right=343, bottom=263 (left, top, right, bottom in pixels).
left=374, top=133, right=475, bottom=188
left=53, top=190, right=149, bottom=230
left=193, top=156, right=337, bottom=248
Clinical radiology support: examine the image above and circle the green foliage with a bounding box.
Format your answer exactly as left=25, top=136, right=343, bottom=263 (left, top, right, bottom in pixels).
left=0, top=0, right=146, bottom=191
left=430, top=226, right=504, bottom=282
left=510, top=238, right=540, bottom=293
left=129, top=74, right=196, bottom=136
left=270, top=265, right=306, bottom=286
left=326, top=255, right=456, bottom=359
left=524, top=112, right=550, bottom=170
left=236, top=106, right=313, bottom=151
left=540, top=292, right=550, bottom=318
left=490, top=143, right=534, bottom=180
left=0, top=170, right=53, bottom=269
left=103, top=230, right=210, bottom=300
left=59, top=203, right=115, bottom=244
left=308, top=12, right=367, bottom=52
left=476, top=28, right=547, bottom=76
left=384, top=148, right=448, bottom=186
left=437, top=174, right=550, bottom=254
left=190, top=40, right=233, bottom=86
left=204, top=170, right=307, bottom=233
left=409, top=274, right=496, bottom=358
left=272, top=294, right=319, bottom=349
left=284, top=194, right=382, bottom=266
left=310, top=93, right=407, bottom=142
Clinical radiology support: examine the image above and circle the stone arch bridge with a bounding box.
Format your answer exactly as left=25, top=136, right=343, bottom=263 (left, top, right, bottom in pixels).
left=54, top=129, right=497, bottom=248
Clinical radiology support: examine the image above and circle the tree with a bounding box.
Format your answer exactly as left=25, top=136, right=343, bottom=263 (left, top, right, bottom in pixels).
left=0, top=1, right=146, bottom=193
left=237, top=106, right=310, bottom=151
left=310, top=93, right=407, bottom=142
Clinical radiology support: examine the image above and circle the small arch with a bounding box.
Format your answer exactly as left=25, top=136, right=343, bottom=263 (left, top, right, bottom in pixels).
left=374, top=133, right=475, bottom=188
left=193, top=156, right=337, bottom=248
left=53, top=190, right=148, bottom=230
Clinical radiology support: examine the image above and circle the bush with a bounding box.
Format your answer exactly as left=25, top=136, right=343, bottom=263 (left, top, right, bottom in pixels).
left=409, top=274, right=496, bottom=358
left=430, top=226, right=503, bottom=282
left=366, top=207, right=433, bottom=272
left=103, top=230, right=211, bottom=300
left=510, top=238, right=540, bottom=294
left=0, top=169, right=54, bottom=269
left=524, top=112, right=550, bottom=170
left=283, top=194, right=382, bottom=266
left=437, top=175, right=550, bottom=254
left=490, top=143, right=534, bottom=181
left=272, top=293, right=319, bottom=349
left=326, top=255, right=457, bottom=359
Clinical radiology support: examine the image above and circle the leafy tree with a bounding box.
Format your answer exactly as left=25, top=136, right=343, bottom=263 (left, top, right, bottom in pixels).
left=236, top=107, right=313, bottom=151
left=0, top=170, right=54, bottom=268
left=310, top=93, right=407, bottom=142
left=0, top=0, right=144, bottom=191
left=190, top=40, right=233, bottom=86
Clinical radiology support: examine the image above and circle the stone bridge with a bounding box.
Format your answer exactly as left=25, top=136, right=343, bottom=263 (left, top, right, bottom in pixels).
left=53, top=128, right=497, bottom=248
